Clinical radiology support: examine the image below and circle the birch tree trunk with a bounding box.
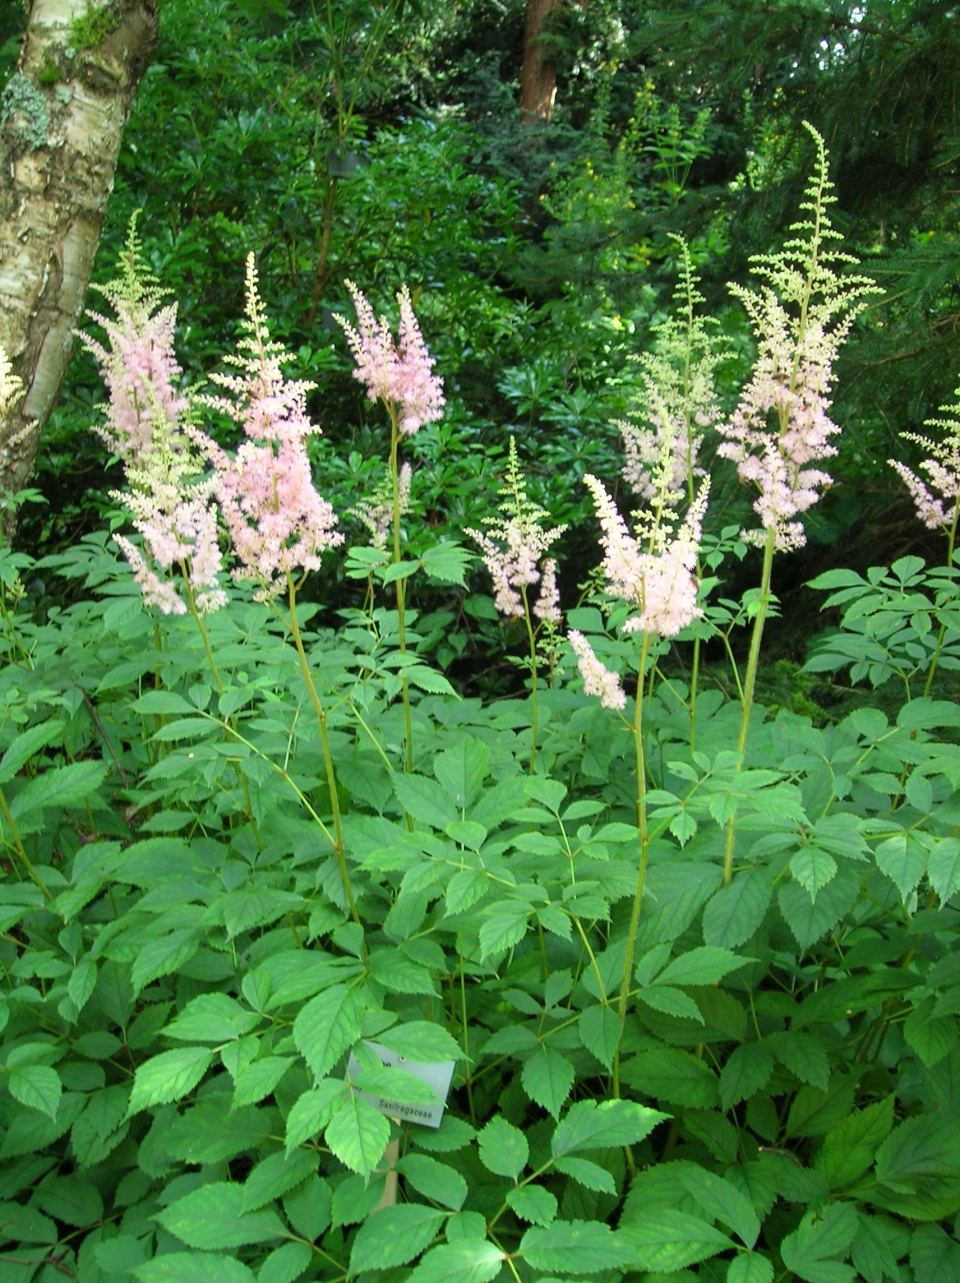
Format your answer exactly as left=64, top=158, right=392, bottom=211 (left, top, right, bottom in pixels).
left=0, top=0, right=158, bottom=525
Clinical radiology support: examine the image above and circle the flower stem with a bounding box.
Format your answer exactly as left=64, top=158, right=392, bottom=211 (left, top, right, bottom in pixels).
left=924, top=515, right=959, bottom=697
left=519, top=583, right=539, bottom=773
left=286, top=571, right=359, bottom=923
left=0, top=784, right=50, bottom=900
left=723, top=526, right=777, bottom=885
left=389, top=407, right=414, bottom=774
left=612, top=631, right=653, bottom=1100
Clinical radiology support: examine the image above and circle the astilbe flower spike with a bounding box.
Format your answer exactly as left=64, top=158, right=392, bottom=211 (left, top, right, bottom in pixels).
left=194, top=256, right=343, bottom=599
left=466, top=438, right=566, bottom=620
left=890, top=383, right=960, bottom=536
left=619, top=237, right=724, bottom=503
left=352, top=462, right=412, bottom=551
left=716, top=124, right=881, bottom=551
left=82, top=219, right=226, bottom=615
left=337, top=282, right=444, bottom=434
left=568, top=630, right=626, bottom=710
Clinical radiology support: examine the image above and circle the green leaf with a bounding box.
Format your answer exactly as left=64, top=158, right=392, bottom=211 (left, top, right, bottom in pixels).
left=897, top=697, right=960, bottom=730
left=578, top=1004, right=622, bottom=1070
left=928, top=837, right=960, bottom=903
left=350, top=1204, right=447, bottom=1273
left=10, top=760, right=108, bottom=826
left=283, top=1175, right=331, bottom=1241
left=637, top=985, right=704, bottom=1023
left=375, top=1022, right=463, bottom=1063
left=911, top=1223, right=960, bottom=1283
left=408, top=1239, right=505, bottom=1283
left=233, top=1055, right=295, bottom=1109
left=284, top=1080, right=348, bottom=1153
left=478, top=1116, right=528, bottom=1179
left=524, top=776, right=567, bottom=811
left=702, top=870, right=771, bottom=948
left=719, top=1042, right=774, bottom=1112
left=768, top=1032, right=830, bottom=1091
left=68, top=959, right=97, bottom=1013
left=397, top=1154, right=468, bottom=1210
left=394, top=774, right=457, bottom=828
left=790, top=847, right=838, bottom=901
left=506, top=1185, right=557, bottom=1226
left=479, top=900, right=534, bottom=958
left=676, top=1166, right=760, bottom=1247
left=0, top=720, right=64, bottom=783
left=131, top=929, right=199, bottom=995
left=257, top=1241, right=313, bottom=1283
left=351, top=1063, right=439, bottom=1104
left=876, top=832, right=928, bottom=900
left=434, top=737, right=490, bottom=808
left=293, top=984, right=363, bottom=1081
left=620, top=1048, right=718, bottom=1108
left=165, top=1098, right=273, bottom=1165
left=241, top=1148, right=318, bottom=1212
left=875, top=1113, right=960, bottom=1192
left=34, top=1175, right=102, bottom=1226
left=131, top=691, right=196, bottom=716
left=617, top=1209, right=734, bottom=1272
left=904, top=997, right=958, bottom=1067
left=780, top=1204, right=858, bottom=1283
left=0, top=1200, right=57, bottom=1244
left=156, top=1182, right=286, bottom=1249
left=134, top=1256, right=257, bottom=1283
left=727, top=1255, right=775, bottom=1283
left=165, top=993, right=261, bottom=1043
left=8, top=1064, right=60, bottom=1120
left=778, top=871, right=858, bottom=951
left=554, top=1155, right=617, bottom=1193
left=521, top=1047, right=575, bottom=1118
left=655, top=946, right=750, bottom=987
left=551, top=1099, right=665, bottom=1157
left=325, top=1093, right=390, bottom=1176
left=421, top=541, right=473, bottom=586
left=520, top=1220, right=636, bottom=1273
left=405, top=665, right=456, bottom=695
left=815, top=1097, right=895, bottom=1189
left=127, top=1046, right=213, bottom=1115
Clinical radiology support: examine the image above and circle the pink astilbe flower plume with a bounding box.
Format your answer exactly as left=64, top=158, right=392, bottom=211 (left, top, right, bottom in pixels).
left=82, top=218, right=226, bottom=615
left=337, top=283, right=444, bottom=435
left=890, top=383, right=960, bottom=537
left=569, top=630, right=626, bottom=711
left=351, top=462, right=412, bottom=552
left=194, top=257, right=343, bottom=600
left=466, top=438, right=566, bottom=620
left=716, top=125, right=880, bottom=552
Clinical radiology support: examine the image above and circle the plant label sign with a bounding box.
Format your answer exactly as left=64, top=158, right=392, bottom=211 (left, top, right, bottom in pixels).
left=346, top=1041, right=455, bottom=1128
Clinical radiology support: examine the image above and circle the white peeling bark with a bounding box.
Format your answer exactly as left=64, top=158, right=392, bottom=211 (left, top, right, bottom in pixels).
left=0, top=0, right=158, bottom=527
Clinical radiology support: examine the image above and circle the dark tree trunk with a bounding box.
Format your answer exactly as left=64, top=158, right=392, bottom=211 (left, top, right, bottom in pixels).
left=520, top=0, right=560, bottom=126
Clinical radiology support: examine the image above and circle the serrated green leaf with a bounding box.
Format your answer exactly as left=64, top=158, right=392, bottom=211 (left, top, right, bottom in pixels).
left=719, top=1042, right=774, bottom=1112
left=8, top=1064, right=60, bottom=1120
left=421, top=542, right=473, bottom=586
left=637, top=984, right=704, bottom=1023
left=815, top=1097, right=895, bottom=1190
left=127, top=1046, right=213, bottom=1115
left=617, top=1209, right=734, bottom=1272
left=676, top=1166, right=760, bottom=1247
left=780, top=1204, right=858, bottom=1283
left=768, top=1032, right=830, bottom=1091
left=520, top=1219, right=636, bottom=1273
left=293, top=984, right=363, bottom=1081
left=34, top=1174, right=102, bottom=1226
left=68, top=959, right=97, bottom=1013
left=554, top=1155, right=616, bottom=1193
left=258, top=1241, right=313, bottom=1283
left=478, top=1116, right=528, bottom=1178
left=702, top=870, right=771, bottom=948
left=655, top=946, right=750, bottom=987
left=134, top=1254, right=256, bottom=1283
left=551, top=1099, right=665, bottom=1158
left=233, top=1055, right=294, bottom=1109
left=156, top=1182, right=286, bottom=1249
left=929, top=838, right=960, bottom=903
left=10, top=760, right=108, bottom=826
left=325, top=1093, right=390, bottom=1176
left=620, top=1048, right=718, bottom=1108
left=164, top=993, right=260, bottom=1043
left=285, top=1080, right=348, bottom=1153
left=790, top=847, right=838, bottom=901
left=876, top=832, right=928, bottom=900
left=375, top=1022, right=462, bottom=1062
left=0, top=720, right=64, bottom=784
left=727, top=1255, right=775, bottom=1283
left=521, top=1047, right=574, bottom=1118
left=393, top=774, right=457, bottom=828
left=241, top=1147, right=318, bottom=1212
left=131, top=929, right=199, bottom=995
left=506, top=1185, right=557, bottom=1226
left=904, top=997, right=958, bottom=1067
left=350, top=1204, right=447, bottom=1273
left=479, top=901, right=533, bottom=958
left=910, top=1223, right=960, bottom=1283
left=397, top=1154, right=467, bottom=1209
left=408, top=1239, right=505, bottom=1283
left=578, top=1004, right=621, bottom=1070
left=434, top=737, right=489, bottom=808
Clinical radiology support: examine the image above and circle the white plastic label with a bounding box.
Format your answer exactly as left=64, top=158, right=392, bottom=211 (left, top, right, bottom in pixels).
left=346, top=1041, right=455, bottom=1129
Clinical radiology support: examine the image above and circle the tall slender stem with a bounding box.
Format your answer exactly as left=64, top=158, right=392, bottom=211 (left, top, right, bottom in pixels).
left=924, top=516, right=959, bottom=696
left=0, top=784, right=49, bottom=900
left=388, top=407, right=414, bottom=774
left=723, top=526, right=777, bottom=885
left=519, top=584, right=539, bottom=774
left=612, top=632, right=653, bottom=1099
left=286, top=572, right=359, bottom=923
